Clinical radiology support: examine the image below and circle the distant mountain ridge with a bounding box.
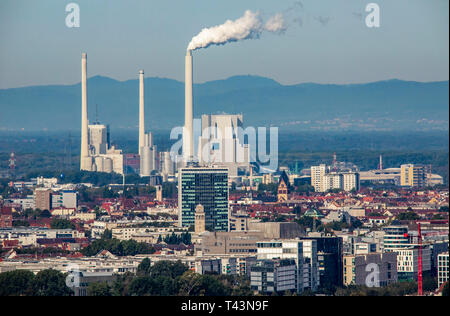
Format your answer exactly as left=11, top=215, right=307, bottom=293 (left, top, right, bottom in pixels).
left=0, top=75, right=448, bottom=131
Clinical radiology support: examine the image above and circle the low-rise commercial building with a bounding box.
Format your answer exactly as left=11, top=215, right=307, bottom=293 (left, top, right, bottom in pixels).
left=343, top=252, right=397, bottom=286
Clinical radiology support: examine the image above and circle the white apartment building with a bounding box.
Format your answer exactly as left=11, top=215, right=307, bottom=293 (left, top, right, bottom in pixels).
left=311, top=164, right=326, bottom=192
left=438, top=252, right=449, bottom=288
left=320, top=173, right=343, bottom=192
left=311, top=164, right=359, bottom=192
left=395, top=247, right=431, bottom=278
left=343, top=172, right=360, bottom=192
left=51, top=190, right=78, bottom=210
left=11, top=196, right=35, bottom=210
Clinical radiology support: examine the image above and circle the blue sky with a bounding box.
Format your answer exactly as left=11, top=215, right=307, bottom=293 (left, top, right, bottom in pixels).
left=0, top=0, right=448, bottom=88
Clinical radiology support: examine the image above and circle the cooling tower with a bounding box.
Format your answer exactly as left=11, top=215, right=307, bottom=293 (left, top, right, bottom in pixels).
left=184, top=50, right=194, bottom=161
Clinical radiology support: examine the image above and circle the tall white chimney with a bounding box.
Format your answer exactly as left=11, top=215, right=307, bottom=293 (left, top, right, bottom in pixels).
left=184, top=50, right=194, bottom=161
left=139, top=70, right=145, bottom=156
left=80, top=53, right=90, bottom=170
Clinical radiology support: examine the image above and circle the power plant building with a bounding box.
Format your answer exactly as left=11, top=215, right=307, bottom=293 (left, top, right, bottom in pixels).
left=79, top=53, right=124, bottom=175
left=138, top=70, right=158, bottom=177
left=197, top=114, right=250, bottom=177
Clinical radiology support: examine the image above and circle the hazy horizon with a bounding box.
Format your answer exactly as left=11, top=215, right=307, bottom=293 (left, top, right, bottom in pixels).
left=1, top=73, right=449, bottom=91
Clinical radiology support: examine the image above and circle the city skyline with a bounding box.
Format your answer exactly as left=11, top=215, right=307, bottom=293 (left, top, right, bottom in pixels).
left=0, top=0, right=448, bottom=300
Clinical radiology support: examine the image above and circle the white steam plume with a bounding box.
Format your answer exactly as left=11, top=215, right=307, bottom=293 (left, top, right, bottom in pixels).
left=187, top=10, right=286, bottom=51
left=265, top=13, right=286, bottom=34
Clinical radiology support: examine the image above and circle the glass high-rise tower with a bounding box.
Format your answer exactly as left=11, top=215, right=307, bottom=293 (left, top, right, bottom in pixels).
left=178, top=167, right=229, bottom=231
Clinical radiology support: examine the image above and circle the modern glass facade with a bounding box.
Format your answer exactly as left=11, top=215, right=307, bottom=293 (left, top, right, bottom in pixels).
left=178, top=167, right=229, bottom=231
left=383, top=226, right=410, bottom=251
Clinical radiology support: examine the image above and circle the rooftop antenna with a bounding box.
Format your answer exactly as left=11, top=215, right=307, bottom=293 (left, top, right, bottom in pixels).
left=332, top=152, right=337, bottom=172
left=8, top=152, right=16, bottom=179
left=95, top=104, right=99, bottom=124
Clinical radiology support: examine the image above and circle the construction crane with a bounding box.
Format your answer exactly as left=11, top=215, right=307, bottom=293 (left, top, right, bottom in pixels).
left=417, top=222, right=423, bottom=296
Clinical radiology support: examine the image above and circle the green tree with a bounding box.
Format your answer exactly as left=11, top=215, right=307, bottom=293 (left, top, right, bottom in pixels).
left=178, top=270, right=203, bottom=296
left=397, top=211, right=420, bottom=221
left=111, top=272, right=135, bottom=296
left=87, top=282, right=112, bottom=296
left=40, top=209, right=52, bottom=218
left=101, top=229, right=113, bottom=240
left=0, top=270, right=35, bottom=296
left=137, top=258, right=152, bottom=276
left=149, top=260, right=188, bottom=279
left=50, top=218, right=76, bottom=229
left=33, top=269, right=73, bottom=296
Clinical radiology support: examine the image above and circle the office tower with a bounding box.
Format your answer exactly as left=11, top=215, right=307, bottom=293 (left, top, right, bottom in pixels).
left=301, top=239, right=319, bottom=291
left=383, top=225, right=410, bottom=251
left=178, top=167, right=229, bottom=231
left=400, top=164, right=427, bottom=187
left=383, top=225, right=432, bottom=280
left=34, top=188, right=52, bottom=211
left=302, top=236, right=344, bottom=288
left=256, top=240, right=305, bottom=293
left=250, top=259, right=297, bottom=294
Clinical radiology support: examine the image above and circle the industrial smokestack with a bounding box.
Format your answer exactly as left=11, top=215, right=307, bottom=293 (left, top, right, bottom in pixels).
left=139, top=70, right=145, bottom=156
left=80, top=53, right=90, bottom=170
left=184, top=50, right=194, bottom=161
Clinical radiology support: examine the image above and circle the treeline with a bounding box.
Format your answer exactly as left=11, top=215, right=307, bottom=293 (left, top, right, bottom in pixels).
left=295, top=215, right=363, bottom=233
left=81, top=238, right=156, bottom=257
left=87, top=259, right=252, bottom=296
left=334, top=274, right=438, bottom=296
left=14, top=247, right=70, bottom=255
left=0, top=269, right=73, bottom=296
left=23, top=170, right=152, bottom=187
left=157, top=232, right=191, bottom=245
